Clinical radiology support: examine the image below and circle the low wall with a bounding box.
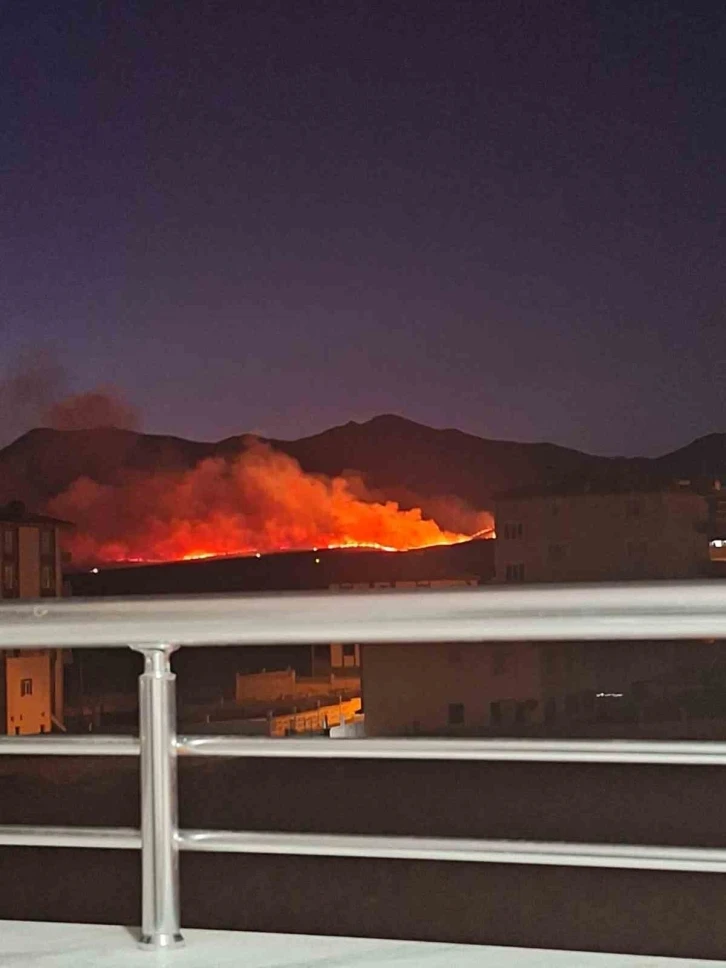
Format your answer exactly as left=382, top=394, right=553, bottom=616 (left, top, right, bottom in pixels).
left=270, top=698, right=362, bottom=737
left=235, top=669, right=360, bottom=704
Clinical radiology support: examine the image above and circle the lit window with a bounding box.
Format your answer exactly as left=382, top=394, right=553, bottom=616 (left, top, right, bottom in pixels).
left=20, top=678, right=32, bottom=697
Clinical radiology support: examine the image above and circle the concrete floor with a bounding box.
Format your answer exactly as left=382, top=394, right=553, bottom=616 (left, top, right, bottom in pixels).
left=0, top=922, right=722, bottom=968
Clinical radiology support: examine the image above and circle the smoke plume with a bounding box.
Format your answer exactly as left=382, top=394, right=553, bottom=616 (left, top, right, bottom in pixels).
left=343, top=475, right=493, bottom=537
left=46, top=390, right=139, bottom=431
left=0, top=350, right=139, bottom=443
left=48, top=442, right=477, bottom=564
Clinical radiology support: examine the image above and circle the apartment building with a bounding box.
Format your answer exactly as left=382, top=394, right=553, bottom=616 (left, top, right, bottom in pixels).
left=0, top=502, right=72, bottom=734
left=494, top=485, right=710, bottom=584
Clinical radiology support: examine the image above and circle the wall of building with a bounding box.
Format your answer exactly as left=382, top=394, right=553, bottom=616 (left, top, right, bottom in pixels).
left=5, top=653, right=52, bottom=735
left=269, top=697, right=361, bottom=736
left=361, top=642, right=542, bottom=736
left=361, top=639, right=721, bottom=737
left=536, top=639, right=695, bottom=723
left=495, top=491, right=709, bottom=584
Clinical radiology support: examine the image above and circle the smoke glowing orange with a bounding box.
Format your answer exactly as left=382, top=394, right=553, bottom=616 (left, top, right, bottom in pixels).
left=48, top=442, right=492, bottom=565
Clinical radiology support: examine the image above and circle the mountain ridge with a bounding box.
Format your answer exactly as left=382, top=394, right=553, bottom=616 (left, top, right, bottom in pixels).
left=1, top=414, right=725, bottom=513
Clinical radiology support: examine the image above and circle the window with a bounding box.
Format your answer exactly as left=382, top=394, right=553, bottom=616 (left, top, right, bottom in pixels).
left=448, top=703, right=465, bottom=726
left=40, top=529, right=56, bottom=557
left=41, top=564, right=55, bottom=592
left=504, top=563, right=525, bottom=582
left=2, top=528, right=16, bottom=556
left=3, top=562, right=16, bottom=594
left=490, top=701, right=502, bottom=726
left=20, top=678, right=32, bottom=697
left=341, top=642, right=358, bottom=666
left=503, top=522, right=523, bottom=540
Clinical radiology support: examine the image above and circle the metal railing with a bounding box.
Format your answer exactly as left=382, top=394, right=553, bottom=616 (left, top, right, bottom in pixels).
left=2, top=581, right=726, bottom=949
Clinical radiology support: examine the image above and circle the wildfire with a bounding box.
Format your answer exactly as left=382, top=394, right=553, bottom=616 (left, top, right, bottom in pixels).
left=47, top=441, right=493, bottom=565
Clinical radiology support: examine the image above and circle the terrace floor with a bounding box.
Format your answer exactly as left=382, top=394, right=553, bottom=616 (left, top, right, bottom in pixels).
left=2, top=921, right=723, bottom=967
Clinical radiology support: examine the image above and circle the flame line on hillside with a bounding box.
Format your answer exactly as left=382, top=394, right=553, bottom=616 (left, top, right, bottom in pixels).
left=48, top=442, right=494, bottom=566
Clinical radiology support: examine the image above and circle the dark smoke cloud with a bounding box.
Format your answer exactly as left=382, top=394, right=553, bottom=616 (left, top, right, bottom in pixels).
left=0, top=350, right=139, bottom=444
left=46, top=390, right=139, bottom=432
left=0, top=349, right=67, bottom=443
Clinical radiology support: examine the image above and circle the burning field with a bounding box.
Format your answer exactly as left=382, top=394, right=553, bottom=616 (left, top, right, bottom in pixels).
left=48, top=441, right=493, bottom=565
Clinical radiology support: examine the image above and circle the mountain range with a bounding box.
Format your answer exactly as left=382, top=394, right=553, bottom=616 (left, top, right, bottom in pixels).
left=1, top=414, right=726, bottom=514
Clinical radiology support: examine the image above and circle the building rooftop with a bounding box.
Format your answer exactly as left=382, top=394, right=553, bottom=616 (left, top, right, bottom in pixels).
left=0, top=500, right=74, bottom=528
left=4, top=921, right=721, bottom=968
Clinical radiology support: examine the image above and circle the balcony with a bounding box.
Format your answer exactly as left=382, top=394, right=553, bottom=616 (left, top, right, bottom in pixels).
left=3, top=583, right=726, bottom=966
left=8, top=919, right=720, bottom=966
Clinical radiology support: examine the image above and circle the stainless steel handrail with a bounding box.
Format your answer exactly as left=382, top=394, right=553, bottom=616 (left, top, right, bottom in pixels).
left=0, top=826, right=140, bottom=849
left=0, top=735, right=140, bottom=756
left=2, top=826, right=725, bottom=874
left=2, top=581, right=726, bottom=647
left=5, top=733, right=726, bottom=765
left=177, top=735, right=726, bottom=765
left=2, top=582, right=726, bottom=949
left=7, top=733, right=726, bottom=766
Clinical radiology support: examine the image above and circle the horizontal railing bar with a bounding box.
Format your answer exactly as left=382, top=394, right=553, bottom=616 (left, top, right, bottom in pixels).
left=179, top=830, right=726, bottom=873
left=0, top=826, right=140, bottom=850
left=3, top=733, right=724, bottom=765
left=0, top=735, right=140, bottom=756
left=0, top=734, right=723, bottom=766
left=5, top=823, right=726, bottom=873
left=3, top=581, right=726, bottom=648
left=177, top=736, right=726, bottom=766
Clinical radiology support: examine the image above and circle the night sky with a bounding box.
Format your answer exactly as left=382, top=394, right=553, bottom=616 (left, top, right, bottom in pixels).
left=2, top=1, right=725, bottom=456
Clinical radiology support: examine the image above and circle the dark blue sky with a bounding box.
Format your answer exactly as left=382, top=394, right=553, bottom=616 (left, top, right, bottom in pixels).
left=2, top=0, right=725, bottom=455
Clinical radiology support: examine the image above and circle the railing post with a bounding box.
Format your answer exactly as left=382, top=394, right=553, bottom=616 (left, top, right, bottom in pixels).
left=133, top=644, right=183, bottom=949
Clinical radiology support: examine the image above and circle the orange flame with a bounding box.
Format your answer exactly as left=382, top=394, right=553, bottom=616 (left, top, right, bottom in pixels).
left=48, top=442, right=493, bottom=565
